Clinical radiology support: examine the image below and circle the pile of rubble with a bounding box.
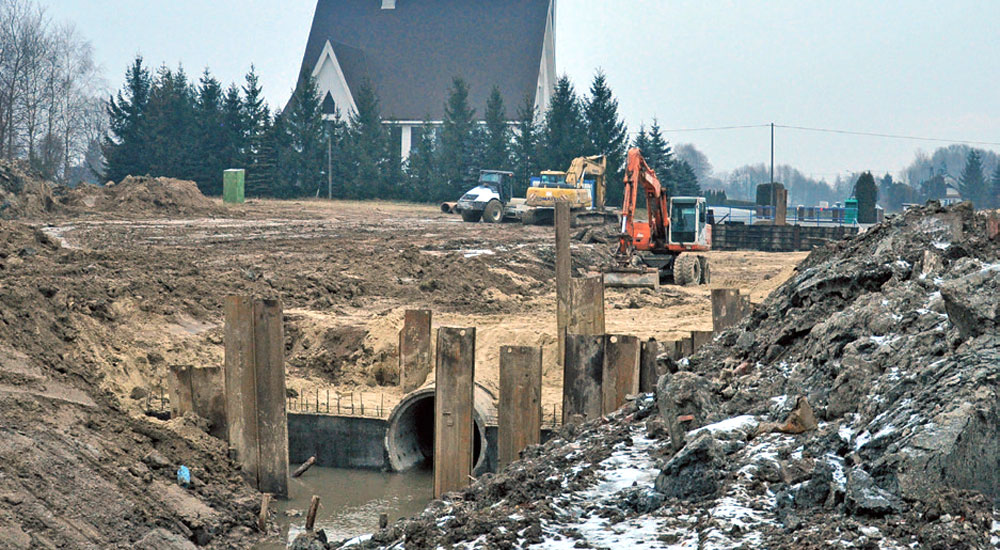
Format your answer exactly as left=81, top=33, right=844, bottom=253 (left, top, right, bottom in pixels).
left=0, top=161, right=58, bottom=219
left=325, top=202, right=999, bottom=549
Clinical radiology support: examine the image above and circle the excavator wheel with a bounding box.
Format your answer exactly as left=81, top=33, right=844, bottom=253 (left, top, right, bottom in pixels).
left=461, top=209, right=483, bottom=223
left=482, top=200, right=503, bottom=224
left=698, top=255, right=711, bottom=285
left=673, top=254, right=701, bottom=287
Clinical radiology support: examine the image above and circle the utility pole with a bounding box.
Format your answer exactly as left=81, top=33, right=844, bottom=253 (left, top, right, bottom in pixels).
left=770, top=123, right=775, bottom=184
left=770, top=123, right=776, bottom=219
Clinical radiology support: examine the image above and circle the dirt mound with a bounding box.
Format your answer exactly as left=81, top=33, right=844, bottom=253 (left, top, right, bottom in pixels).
left=65, top=176, right=226, bottom=217
left=0, top=160, right=59, bottom=219
left=0, top=221, right=263, bottom=549
left=343, top=203, right=1000, bottom=549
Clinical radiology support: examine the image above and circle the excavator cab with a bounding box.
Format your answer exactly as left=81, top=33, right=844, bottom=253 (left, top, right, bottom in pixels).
left=668, top=197, right=710, bottom=247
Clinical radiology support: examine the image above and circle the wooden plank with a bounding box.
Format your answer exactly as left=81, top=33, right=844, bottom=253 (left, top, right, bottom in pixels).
left=603, top=335, right=641, bottom=414
left=253, top=298, right=289, bottom=498
left=166, top=364, right=194, bottom=417
left=675, top=338, right=693, bottom=359
left=434, top=327, right=476, bottom=498
left=498, top=346, right=542, bottom=469
left=711, top=288, right=743, bottom=333
left=224, top=296, right=258, bottom=482
left=190, top=366, right=227, bottom=440
left=556, top=201, right=571, bottom=366
left=562, top=333, right=604, bottom=424
left=399, top=310, right=432, bottom=393
left=568, top=275, right=605, bottom=336
left=691, top=330, right=714, bottom=353
left=638, top=339, right=660, bottom=394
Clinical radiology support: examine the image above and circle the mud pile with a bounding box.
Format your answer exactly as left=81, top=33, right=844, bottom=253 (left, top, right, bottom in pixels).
left=0, top=161, right=59, bottom=219
left=0, top=221, right=262, bottom=549
left=65, top=176, right=227, bottom=217
left=337, top=203, right=999, bottom=549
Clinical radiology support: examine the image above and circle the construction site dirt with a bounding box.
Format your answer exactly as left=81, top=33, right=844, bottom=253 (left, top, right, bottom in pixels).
left=0, top=172, right=806, bottom=548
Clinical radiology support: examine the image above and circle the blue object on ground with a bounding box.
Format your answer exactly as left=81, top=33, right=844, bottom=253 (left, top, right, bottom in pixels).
left=177, top=465, right=191, bottom=488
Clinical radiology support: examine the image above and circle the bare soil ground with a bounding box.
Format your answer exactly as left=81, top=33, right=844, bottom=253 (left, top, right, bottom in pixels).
left=33, top=198, right=806, bottom=418
left=0, top=170, right=806, bottom=548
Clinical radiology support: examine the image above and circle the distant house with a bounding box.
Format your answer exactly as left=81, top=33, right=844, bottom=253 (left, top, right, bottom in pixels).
left=296, top=0, right=557, bottom=160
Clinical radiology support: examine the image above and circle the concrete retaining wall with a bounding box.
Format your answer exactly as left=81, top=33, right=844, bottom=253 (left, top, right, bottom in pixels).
left=712, top=223, right=859, bottom=252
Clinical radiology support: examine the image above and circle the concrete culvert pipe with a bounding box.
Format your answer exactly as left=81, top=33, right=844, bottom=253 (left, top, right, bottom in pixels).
left=385, top=384, right=496, bottom=475
left=440, top=202, right=457, bottom=214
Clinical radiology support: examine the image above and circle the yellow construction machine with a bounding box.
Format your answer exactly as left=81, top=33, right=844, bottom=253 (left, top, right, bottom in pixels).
left=522, top=155, right=616, bottom=225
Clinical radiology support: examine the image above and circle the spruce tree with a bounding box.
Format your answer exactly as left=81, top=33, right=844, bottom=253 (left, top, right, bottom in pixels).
left=243, top=67, right=273, bottom=197
left=103, top=56, right=152, bottom=182
left=144, top=65, right=197, bottom=181
left=345, top=82, right=389, bottom=199
left=482, top=86, right=510, bottom=171
left=960, top=149, right=987, bottom=208
left=646, top=119, right=674, bottom=194
left=192, top=70, right=226, bottom=194
left=538, top=76, right=586, bottom=171
left=853, top=171, right=878, bottom=224
left=673, top=160, right=701, bottom=196
left=633, top=125, right=649, bottom=155
left=406, top=119, right=439, bottom=201
left=512, top=94, right=539, bottom=198
left=583, top=71, right=627, bottom=205
left=439, top=77, right=477, bottom=201
left=221, top=84, right=247, bottom=172
left=283, top=71, right=327, bottom=197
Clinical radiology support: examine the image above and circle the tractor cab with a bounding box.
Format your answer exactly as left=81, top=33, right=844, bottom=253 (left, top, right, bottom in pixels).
left=668, top=197, right=711, bottom=247
left=476, top=170, right=513, bottom=204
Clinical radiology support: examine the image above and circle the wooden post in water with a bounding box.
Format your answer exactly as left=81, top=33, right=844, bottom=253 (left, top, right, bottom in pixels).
left=399, top=310, right=432, bottom=392
left=555, top=201, right=571, bottom=367
left=603, top=335, right=641, bottom=414
left=498, top=346, right=542, bottom=469
left=433, top=327, right=476, bottom=498
left=223, top=296, right=289, bottom=498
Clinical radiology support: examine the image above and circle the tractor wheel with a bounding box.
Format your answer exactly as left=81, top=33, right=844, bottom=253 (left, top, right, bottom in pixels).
left=698, top=255, right=711, bottom=285
left=673, top=254, right=701, bottom=287
left=461, top=209, right=483, bottom=223
left=482, top=200, right=503, bottom=224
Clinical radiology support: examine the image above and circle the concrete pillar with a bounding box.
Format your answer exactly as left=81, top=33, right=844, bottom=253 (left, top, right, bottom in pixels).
left=568, top=275, right=605, bottom=336
left=223, top=296, right=289, bottom=498
left=691, top=331, right=714, bottom=353
left=638, top=339, right=660, bottom=394
left=498, top=346, right=542, bottom=469
left=603, top=335, right=640, bottom=414
left=562, top=333, right=604, bottom=425
left=556, top=201, right=571, bottom=366
left=711, top=289, right=743, bottom=333
left=774, top=188, right=788, bottom=226
left=433, top=327, right=476, bottom=498
left=399, top=310, right=432, bottom=393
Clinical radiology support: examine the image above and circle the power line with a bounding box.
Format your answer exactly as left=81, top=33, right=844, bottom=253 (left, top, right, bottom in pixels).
left=775, top=124, right=1000, bottom=147
left=656, top=124, right=771, bottom=133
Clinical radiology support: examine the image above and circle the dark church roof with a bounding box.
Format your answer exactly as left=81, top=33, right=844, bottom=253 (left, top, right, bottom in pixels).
left=299, top=0, right=551, bottom=121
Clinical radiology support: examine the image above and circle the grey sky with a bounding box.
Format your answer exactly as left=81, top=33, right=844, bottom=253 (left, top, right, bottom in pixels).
left=47, top=0, right=1000, bottom=181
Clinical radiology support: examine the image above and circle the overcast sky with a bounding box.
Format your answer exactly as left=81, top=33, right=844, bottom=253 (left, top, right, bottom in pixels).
left=46, top=0, right=1000, bottom=181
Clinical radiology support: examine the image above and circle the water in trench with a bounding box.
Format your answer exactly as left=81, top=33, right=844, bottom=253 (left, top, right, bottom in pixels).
left=253, top=466, right=433, bottom=549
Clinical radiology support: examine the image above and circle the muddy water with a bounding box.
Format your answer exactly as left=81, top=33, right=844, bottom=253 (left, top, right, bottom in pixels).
left=254, top=466, right=433, bottom=549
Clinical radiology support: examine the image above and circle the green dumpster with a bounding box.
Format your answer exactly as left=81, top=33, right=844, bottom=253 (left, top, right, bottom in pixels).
left=844, top=198, right=858, bottom=224
left=223, top=169, right=245, bottom=204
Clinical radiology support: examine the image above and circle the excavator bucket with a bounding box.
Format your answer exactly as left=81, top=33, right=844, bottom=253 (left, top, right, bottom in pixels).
left=603, top=267, right=659, bottom=290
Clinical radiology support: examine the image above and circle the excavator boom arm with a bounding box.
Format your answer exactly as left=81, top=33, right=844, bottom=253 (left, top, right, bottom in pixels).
left=618, top=148, right=670, bottom=261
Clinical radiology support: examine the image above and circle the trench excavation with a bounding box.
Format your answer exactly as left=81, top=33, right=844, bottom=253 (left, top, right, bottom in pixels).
left=384, top=384, right=497, bottom=475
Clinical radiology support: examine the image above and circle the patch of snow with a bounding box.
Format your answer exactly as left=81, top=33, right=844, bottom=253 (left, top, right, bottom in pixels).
left=462, top=249, right=495, bottom=258
left=854, top=430, right=871, bottom=451
left=688, top=415, right=759, bottom=440
left=932, top=241, right=950, bottom=250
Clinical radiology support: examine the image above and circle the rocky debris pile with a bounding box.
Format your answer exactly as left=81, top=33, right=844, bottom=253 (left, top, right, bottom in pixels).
left=335, top=202, right=998, bottom=549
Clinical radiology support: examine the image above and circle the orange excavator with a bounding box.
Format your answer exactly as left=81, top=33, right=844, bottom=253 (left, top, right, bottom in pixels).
left=605, top=148, right=712, bottom=287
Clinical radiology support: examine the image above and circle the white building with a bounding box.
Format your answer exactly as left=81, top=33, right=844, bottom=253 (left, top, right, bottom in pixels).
left=296, top=0, right=557, bottom=161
